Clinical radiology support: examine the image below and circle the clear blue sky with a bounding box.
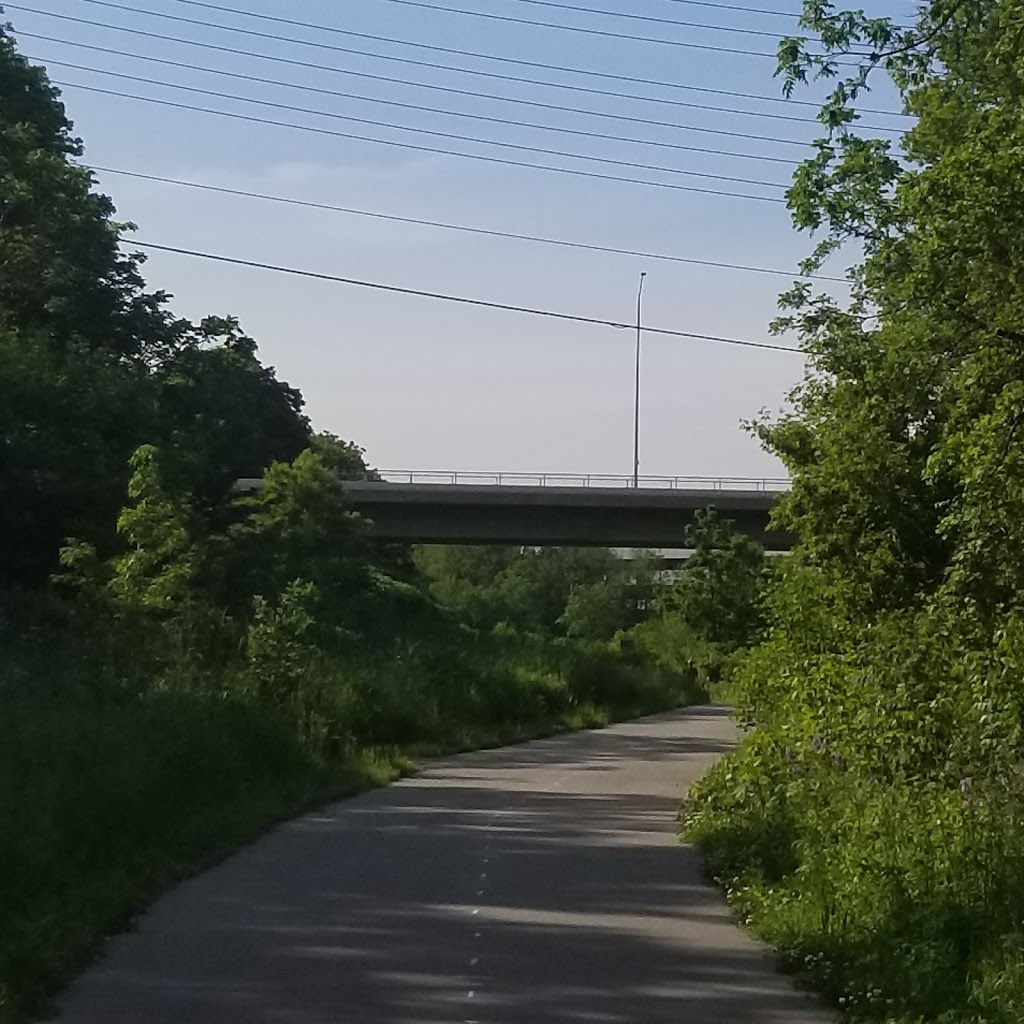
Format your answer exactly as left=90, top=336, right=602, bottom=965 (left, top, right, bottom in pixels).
left=8, top=0, right=910, bottom=478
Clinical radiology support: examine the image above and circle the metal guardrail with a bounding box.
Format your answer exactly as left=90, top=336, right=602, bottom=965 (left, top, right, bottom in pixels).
left=366, top=471, right=790, bottom=492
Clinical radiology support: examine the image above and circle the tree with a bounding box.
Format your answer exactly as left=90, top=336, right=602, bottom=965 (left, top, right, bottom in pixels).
left=738, top=0, right=1024, bottom=774
left=415, top=545, right=653, bottom=639
left=0, top=30, right=315, bottom=586
left=214, top=450, right=372, bottom=626
left=153, top=316, right=310, bottom=503
left=308, top=432, right=375, bottom=480
left=0, top=324, right=159, bottom=585
left=662, top=510, right=766, bottom=654
left=0, top=25, right=178, bottom=357
left=686, top=13, right=1024, bottom=1013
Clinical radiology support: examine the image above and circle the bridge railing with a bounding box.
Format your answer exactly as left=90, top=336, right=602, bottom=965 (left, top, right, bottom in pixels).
left=362, top=470, right=791, bottom=492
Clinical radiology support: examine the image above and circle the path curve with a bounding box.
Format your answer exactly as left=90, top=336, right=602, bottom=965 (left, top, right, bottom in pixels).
left=49, top=706, right=831, bottom=1023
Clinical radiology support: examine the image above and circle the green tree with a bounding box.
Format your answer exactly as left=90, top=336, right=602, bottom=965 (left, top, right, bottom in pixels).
left=153, top=316, right=311, bottom=503
left=0, top=31, right=314, bottom=586
left=108, top=445, right=200, bottom=613
left=742, top=0, right=1024, bottom=769
left=0, top=25, right=178, bottom=356
left=413, top=546, right=529, bottom=629
left=214, top=450, right=372, bottom=626
left=561, top=553, right=656, bottom=642
left=662, top=510, right=766, bottom=654
left=0, top=326, right=157, bottom=584
left=415, top=545, right=651, bottom=639
left=309, top=432, right=375, bottom=480
left=685, top=6, right=1024, bottom=1017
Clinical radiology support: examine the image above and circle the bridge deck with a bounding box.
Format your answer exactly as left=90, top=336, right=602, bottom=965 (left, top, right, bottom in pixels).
left=340, top=481, right=791, bottom=549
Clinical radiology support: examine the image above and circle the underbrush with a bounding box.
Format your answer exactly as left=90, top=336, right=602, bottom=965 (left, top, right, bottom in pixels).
left=683, top=734, right=1024, bottom=1023
left=0, top=620, right=701, bottom=1023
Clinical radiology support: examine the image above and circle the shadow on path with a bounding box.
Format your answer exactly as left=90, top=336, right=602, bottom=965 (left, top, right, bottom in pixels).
left=49, top=706, right=830, bottom=1024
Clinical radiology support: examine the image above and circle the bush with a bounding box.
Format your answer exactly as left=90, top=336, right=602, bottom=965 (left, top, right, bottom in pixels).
left=0, top=654, right=397, bottom=1023
left=684, top=730, right=1024, bottom=1023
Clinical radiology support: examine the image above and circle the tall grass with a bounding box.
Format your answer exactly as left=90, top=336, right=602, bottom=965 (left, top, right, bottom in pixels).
left=1, top=613, right=702, bottom=1023
left=683, top=737, right=1024, bottom=1023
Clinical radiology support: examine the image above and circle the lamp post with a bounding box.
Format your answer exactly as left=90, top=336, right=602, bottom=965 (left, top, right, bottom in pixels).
left=633, top=271, right=647, bottom=488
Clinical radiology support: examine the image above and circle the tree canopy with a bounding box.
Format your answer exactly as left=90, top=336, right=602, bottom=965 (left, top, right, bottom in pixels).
left=744, top=0, right=1024, bottom=772
left=0, top=25, right=312, bottom=585
left=686, top=5, right=1024, bottom=1018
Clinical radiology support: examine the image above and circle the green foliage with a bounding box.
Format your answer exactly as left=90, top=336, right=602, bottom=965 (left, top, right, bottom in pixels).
left=110, top=445, right=201, bottom=612
left=0, top=28, right=310, bottom=587
left=0, top=648, right=401, bottom=1024
left=243, top=580, right=318, bottom=702
left=308, top=431, right=375, bottom=479
left=0, top=26, right=708, bottom=1024
left=0, top=325, right=154, bottom=583
left=2, top=441, right=702, bottom=1022
left=415, top=545, right=654, bottom=641
left=663, top=510, right=768, bottom=655
left=0, top=26, right=173, bottom=356
left=216, top=449, right=371, bottom=619
left=686, top=3, right=1024, bottom=1021
left=153, top=316, right=310, bottom=501
left=685, top=743, right=1024, bottom=1022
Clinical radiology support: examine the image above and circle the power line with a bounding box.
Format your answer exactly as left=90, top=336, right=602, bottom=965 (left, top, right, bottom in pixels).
left=18, top=25, right=837, bottom=149
left=60, top=81, right=788, bottom=202
left=465, top=0, right=912, bottom=32
left=273, top=2, right=850, bottom=114
left=67, top=0, right=865, bottom=69
left=573, top=0, right=804, bottom=18
left=92, top=165, right=848, bottom=282
left=373, top=0, right=875, bottom=59
left=437, top=0, right=799, bottom=30
left=22, top=31, right=827, bottom=148
left=63, top=81, right=789, bottom=203
left=33, top=50, right=801, bottom=169
left=85, top=0, right=778, bottom=57
left=127, top=239, right=804, bottom=353
left=54, top=74, right=790, bottom=196
left=368, top=0, right=782, bottom=41
left=9, top=3, right=910, bottom=124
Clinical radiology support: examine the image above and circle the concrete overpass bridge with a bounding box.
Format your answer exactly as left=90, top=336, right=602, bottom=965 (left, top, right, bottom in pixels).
left=327, top=471, right=794, bottom=551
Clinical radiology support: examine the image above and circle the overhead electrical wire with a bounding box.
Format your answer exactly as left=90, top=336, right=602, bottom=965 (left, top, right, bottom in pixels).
left=53, top=71, right=791, bottom=194
left=59, top=81, right=789, bottom=202
left=59, top=0, right=866, bottom=68
left=92, top=166, right=848, bottom=282
left=22, top=30, right=834, bottom=145
left=126, top=240, right=804, bottom=353
left=8, top=3, right=910, bottom=123
left=432, top=0, right=797, bottom=31
left=447, top=0, right=912, bottom=33
left=32, top=50, right=802, bottom=168
left=374, top=0, right=790, bottom=43
left=74, top=0, right=776, bottom=57
left=17, top=25, right=852, bottom=148
left=531, top=0, right=806, bottom=19
left=371, top=0, right=877, bottom=60
left=158, top=0, right=900, bottom=116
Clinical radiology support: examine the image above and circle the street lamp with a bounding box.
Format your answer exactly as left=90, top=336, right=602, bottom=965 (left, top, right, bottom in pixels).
left=633, top=271, right=647, bottom=488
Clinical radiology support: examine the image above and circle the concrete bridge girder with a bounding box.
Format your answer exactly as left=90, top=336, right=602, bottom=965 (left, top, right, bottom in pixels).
left=339, top=482, right=792, bottom=551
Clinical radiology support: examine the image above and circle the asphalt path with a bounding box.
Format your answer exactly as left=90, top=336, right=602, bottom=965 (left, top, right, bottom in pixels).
left=49, top=705, right=831, bottom=1023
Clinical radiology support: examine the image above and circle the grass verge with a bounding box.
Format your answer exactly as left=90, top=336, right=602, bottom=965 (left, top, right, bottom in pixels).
left=682, top=732, right=1024, bottom=1023
left=1, top=638, right=703, bottom=1023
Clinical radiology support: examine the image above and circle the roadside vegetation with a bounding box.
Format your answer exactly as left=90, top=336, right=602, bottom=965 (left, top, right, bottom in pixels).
left=0, top=28, right=736, bottom=1022
left=684, top=2, right=1024, bottom=1021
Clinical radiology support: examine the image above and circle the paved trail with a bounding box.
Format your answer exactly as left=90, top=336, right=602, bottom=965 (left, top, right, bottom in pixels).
left=50, top=706, right=830, bottom=1023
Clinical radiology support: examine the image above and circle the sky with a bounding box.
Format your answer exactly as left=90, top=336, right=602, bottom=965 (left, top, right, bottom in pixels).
left=7, top=0, right=911, bottom=480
